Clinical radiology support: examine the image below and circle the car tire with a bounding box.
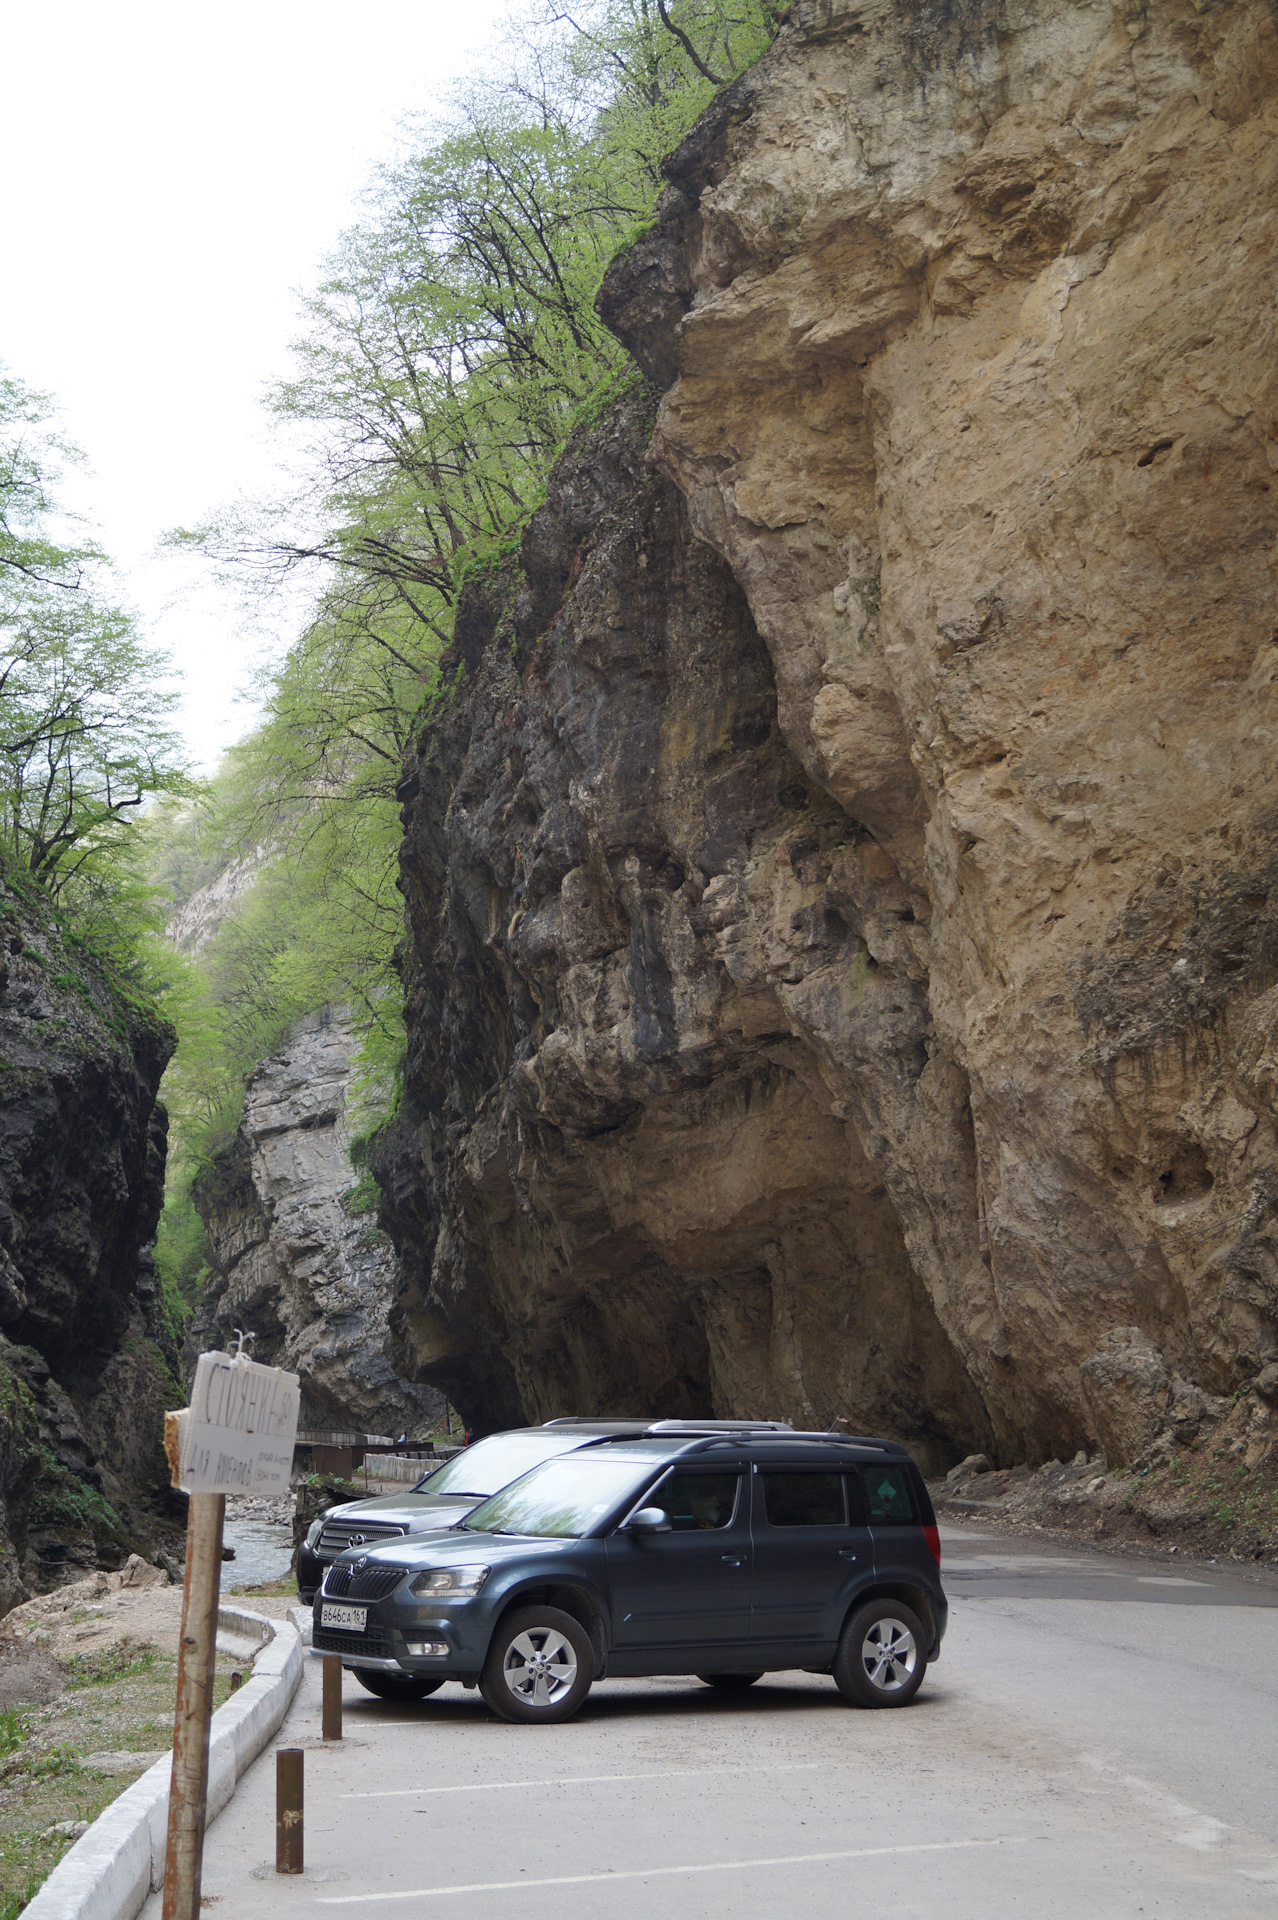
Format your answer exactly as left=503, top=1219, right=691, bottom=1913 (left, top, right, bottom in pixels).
left=480, top=1606, right=594, bottom=1724
left=833, top=1600, right=927, bottom=1708
left=352, top=1670, right=445, bottom=1702
left=696, top=1672, right=764, bottom=1690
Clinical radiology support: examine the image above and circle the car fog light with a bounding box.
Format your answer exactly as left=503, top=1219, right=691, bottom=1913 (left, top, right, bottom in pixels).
left=406, top=1641, right=449, bottom=1657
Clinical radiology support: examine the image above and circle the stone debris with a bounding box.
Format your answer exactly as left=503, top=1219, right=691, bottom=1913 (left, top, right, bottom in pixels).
left=934, top=1372, right=1277, bottom=1562
left=0, top=1554, right=168, bottom=1633
left=947, top=1455, right=991, bottom=1484
left=0, top=1554, right=297, bottom=1660
left=226, top=1494, right=294, bottom=1527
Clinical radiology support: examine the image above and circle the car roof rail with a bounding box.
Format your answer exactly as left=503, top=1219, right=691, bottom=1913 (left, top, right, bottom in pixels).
left=643, top=1419, right=795, bottom=1434
left=541, top=1417, right=908, bottom=1456
left=649, top=1427, right=908, bottom=1454
left=541, top=1417, right=650, bottom=1428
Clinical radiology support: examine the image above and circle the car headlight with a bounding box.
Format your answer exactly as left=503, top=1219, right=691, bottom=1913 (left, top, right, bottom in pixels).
left=304, top=1518, right=324, bottom=1551
left=409, top=1565, right=489, bottom=1599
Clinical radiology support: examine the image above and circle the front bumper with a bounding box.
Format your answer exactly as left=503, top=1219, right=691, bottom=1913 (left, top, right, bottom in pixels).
left=310, top=1645, right=405, bottom=1673
left=311, top=1596, right=490, bottom=1674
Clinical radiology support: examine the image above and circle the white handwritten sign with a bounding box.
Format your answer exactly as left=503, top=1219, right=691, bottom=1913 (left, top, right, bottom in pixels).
left=171, top=1353, right=300, bottom=1495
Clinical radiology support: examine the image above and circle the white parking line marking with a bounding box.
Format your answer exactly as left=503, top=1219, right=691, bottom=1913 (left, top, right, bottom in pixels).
left=1134, top=1576, right=1211, bottom=1588
left=343, top=1762, right=822, bottom=1799
left=316, top=1837, right=1019, bottom=1903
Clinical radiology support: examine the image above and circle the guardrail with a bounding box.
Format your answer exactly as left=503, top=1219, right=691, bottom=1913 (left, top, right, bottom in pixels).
left=360, top=1448, right=461, bottom=1483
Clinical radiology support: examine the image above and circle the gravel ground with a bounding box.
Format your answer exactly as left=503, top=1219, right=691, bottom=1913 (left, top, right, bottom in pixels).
left=0, top=1559, right=297, bottom=1667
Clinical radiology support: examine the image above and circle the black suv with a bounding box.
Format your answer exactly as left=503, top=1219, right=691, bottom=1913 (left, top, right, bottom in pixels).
left=297, top=1420, right=663, bottom=1601
left=311, top=1427, right=945, bottom=1723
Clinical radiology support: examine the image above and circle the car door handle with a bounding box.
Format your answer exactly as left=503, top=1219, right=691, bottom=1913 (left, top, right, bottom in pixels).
left=838, top=1550, right=858, bottom=1562
left=721, top=1554, right=745, bottom=1567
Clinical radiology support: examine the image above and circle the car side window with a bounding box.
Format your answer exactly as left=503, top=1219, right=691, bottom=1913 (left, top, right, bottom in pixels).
left=659, top=1472, right=740, bottom=1530
left=761, top=1472, right=846, bottom=1527
left=861, top=1465, right=916, bottom=1524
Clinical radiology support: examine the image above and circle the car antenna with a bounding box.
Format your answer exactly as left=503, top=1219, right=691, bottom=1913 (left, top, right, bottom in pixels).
left=826, top=1415, right=848, bottom=1434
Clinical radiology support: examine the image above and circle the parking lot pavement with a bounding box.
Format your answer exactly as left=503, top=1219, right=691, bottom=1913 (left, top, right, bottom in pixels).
left=141, top=1527, right=1278, bottom=1919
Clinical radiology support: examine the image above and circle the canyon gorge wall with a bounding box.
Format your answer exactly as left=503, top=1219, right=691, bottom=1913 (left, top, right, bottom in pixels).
left=380, top=0, right=1278, bottom=1470
left=194, top=1010, right=444, bottom=1435
left=0, top=884, right=178, bottom=1612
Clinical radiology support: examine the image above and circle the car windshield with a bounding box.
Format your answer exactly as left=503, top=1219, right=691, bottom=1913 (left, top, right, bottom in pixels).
left=461, top=1454, right=649, bottom=1537
left=413, top=1432, right=584, bottom=1498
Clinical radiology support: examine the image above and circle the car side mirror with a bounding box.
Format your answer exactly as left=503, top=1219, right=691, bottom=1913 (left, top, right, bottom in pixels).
left=628, top=1507, right=672, bottom=1534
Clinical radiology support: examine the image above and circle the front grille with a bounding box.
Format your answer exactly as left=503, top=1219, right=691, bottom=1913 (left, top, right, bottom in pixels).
left=313, top=1623, right=395, bottom=1660
left=318, top=1518, right=408, bottom=1556
left=323, top=1562, right=406, bottom=1601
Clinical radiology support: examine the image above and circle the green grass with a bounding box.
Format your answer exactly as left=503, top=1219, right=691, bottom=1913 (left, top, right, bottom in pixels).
left=61, top=1642, right=156, bottom=1690
left=0, top=1869, right=46, bottom=1920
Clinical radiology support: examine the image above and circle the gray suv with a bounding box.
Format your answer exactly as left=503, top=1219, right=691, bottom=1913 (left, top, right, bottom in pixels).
left=311, top=1426, right=946, bottom=1723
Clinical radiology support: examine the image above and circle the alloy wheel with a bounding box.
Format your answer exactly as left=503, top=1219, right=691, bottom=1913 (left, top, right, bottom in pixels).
left=860, top=1616, right=918, bottom=1692
left=502, top=1626, right=579, bottom=1707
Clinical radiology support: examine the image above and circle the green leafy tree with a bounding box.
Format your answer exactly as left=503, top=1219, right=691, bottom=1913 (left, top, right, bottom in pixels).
left=0, top=371, right=102, bottom=591
left=0, top=373, right=189, bottom=894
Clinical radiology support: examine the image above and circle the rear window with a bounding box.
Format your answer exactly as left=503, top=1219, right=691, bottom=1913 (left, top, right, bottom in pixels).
left=861, top=1465, right=916, bottom=1525
left=762, top=1472, right=845, bottom=1527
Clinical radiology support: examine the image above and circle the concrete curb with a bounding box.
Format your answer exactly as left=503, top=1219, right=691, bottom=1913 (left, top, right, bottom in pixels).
left=215, top=1602, right=274, bottom=1663
left=22, top=1606, right=304, bottom=1920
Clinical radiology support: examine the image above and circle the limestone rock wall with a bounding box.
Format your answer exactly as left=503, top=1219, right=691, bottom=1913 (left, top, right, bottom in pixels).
left=194, top=1011, right=443, bottom=1435
left=379, top=388, right=989, bottom=1469
left=382, top=0, right=1278, bottom=1471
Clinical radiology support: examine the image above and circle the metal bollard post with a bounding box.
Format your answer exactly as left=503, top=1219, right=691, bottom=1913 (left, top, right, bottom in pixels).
left=276, top=1748, right=304, bottom=1875
left=326, top=1651, right=345, bottom=1743
left=322, top=1656, right=343, bottom=1741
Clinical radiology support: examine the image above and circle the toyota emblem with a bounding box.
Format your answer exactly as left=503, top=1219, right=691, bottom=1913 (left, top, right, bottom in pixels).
left=350, top=1533, right=366, bottom=1546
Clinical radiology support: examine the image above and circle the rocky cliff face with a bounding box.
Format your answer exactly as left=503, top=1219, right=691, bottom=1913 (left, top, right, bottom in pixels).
left=380, top=386, right=989, bottom=1467
left=382, top=0, right=1278, bottom=1472
left=194, top=1011, right=444, bottom=1435
left=0, top=882, right=179, bottom=1614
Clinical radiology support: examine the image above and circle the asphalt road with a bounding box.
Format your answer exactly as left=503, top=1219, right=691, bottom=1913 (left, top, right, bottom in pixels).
left=142, top=1525, right=1278, bottom=1919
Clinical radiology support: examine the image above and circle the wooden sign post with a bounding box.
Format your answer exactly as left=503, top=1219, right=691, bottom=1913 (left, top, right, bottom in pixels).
left=162, top=1491, right=225, bottom=1920
left=162, top=1350, right=300, bottom=1920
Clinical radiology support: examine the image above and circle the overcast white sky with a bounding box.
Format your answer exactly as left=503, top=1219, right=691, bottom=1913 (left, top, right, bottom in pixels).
left=1, top=0, right=510, bottom=770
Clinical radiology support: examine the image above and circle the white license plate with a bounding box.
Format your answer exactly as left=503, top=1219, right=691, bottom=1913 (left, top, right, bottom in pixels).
left=320, top=1603, right=367, bottom=1632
